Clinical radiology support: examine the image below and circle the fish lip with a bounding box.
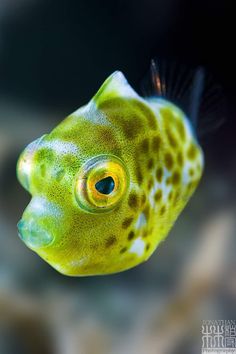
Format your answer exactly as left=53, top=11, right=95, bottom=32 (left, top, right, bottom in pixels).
left=17, top=219, right=54, bottom=249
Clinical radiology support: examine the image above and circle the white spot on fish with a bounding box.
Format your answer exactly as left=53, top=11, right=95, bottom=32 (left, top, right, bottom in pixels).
left=108, top=71, right=141, bottom=99
left=129, top=237, right=145, bottom=256
left=18, top=136, right=46, bottom=189
left=18, top=154, right=32, bottom=181
left=69, top=257, right=87, bottom=268
left=182, top=160, right=193, bottom=185
left=75, top=101, right=111, bottom=126
left=29, top=196, right=62, bottom=217
left=162, top=183, right=172, bottom=202
left=40, top=139, right=79, bottom=155
left=135, top=212, right=146, bottom=229
left=149, top=179, right=160, bottom=208
left=149, top=167, right=172, bottom=208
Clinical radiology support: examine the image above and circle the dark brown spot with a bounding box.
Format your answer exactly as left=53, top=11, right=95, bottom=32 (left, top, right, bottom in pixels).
left=128, top=231, right=135, bottom=241
left=98, top=97, right=143, bottom=140
left=168, top=191, right=173, bottom=201
left=187, top=181, right=194, bottom=193
left=173, top=190, right=181, bottom=206
left=136, top=166, right=143, bottom=185
left=141, top=194, right=146, bottom=206
left=187, top=143, right=198, bottom=160
left=177, top=120, right=186, bottom=141
left=146, top=243, right=150, bottom=251
left=148, top=177, right=154, bottom=190
left=133, top=100, right=157, bottom=130
left=189, top=168, right=194, bottom=177
left=166, top=176, right=172, bottom=185
left=164, top=152, right=174, bottom=170
left=105, top=236, right=117, bottom=248
left=120, top=119, right=142, bottom=140
left=98, top=127, right=117, bottom=147
left=120, top=247, right=127, bottom=254
left=143, top=205, right=150, bottom=220
left=152, top=136, right=161, bottom=152
left=172, top=170, right=181, bottom=185
left=122, top=217, right=134, bottom=229
left=142, top=230, right=148, bottom=238
left=140, top=138, right=149, bottom=153
left=128, top=193, right=139, bottom=209
left=147, top=158, right=154, bottom=170
left=154, top=189, right=162, bottom=202
left=160, top=205, right=166, bottom=215
left=167, top=129, right=178, bottom=148
left=146, top=112, right=157, bottom=130
left=156, top=167, right=163, bottom=182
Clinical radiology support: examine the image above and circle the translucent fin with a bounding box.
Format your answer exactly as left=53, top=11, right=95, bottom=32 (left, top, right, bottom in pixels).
left=189, top=67, right=205, bottom=130
left=141, top=59, right=226, bottom=138
left=196, top=75, right=226, bottom=138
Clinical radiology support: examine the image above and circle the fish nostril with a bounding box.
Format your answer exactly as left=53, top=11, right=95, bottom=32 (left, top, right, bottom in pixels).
left=17, top=219, right=54, bottom=248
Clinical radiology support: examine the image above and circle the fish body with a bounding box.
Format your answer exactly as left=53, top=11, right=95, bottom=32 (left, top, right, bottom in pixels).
left=17, top=71, right=203, bottom=276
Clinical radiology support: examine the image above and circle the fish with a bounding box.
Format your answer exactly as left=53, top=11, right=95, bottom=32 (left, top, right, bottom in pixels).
left=16, top=62, right=204, bottom=276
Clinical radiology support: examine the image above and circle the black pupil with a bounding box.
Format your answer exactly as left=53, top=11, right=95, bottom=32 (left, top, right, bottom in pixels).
left=95, top=176, right=115, bottom=195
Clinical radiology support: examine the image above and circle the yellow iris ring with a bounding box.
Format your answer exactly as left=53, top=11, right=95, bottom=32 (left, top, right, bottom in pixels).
left=75, top=155, right=129, bottom=213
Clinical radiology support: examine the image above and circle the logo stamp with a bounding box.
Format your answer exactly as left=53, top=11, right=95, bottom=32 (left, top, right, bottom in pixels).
left=202, top=320, right=236, bottom=353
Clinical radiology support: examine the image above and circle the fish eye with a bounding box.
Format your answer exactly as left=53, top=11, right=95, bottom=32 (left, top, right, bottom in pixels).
left=74, top=155, right=129, bottom=213
left=95, top=176, right=115, bottom=195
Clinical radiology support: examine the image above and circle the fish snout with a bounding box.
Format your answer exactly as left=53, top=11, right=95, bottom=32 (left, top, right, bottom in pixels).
left=17, top=218, right=54, bottom=249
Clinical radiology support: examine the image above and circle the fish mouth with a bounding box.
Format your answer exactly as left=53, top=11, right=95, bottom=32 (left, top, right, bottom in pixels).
left=17, top=219, right=54, bottom=249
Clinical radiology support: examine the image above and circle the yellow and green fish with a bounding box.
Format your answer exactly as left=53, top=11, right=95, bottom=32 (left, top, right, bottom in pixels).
left=17, top=63, right=204, bottom=276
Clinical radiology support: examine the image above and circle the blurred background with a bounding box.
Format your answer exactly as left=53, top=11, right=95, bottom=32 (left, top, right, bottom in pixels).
left=0, top=1, right=235, bottom=353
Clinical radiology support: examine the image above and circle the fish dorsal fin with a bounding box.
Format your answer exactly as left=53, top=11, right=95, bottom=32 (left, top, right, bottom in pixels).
left=93, top=71, right=140, bottom=106
left=142, top=59, right=226, bottom=138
